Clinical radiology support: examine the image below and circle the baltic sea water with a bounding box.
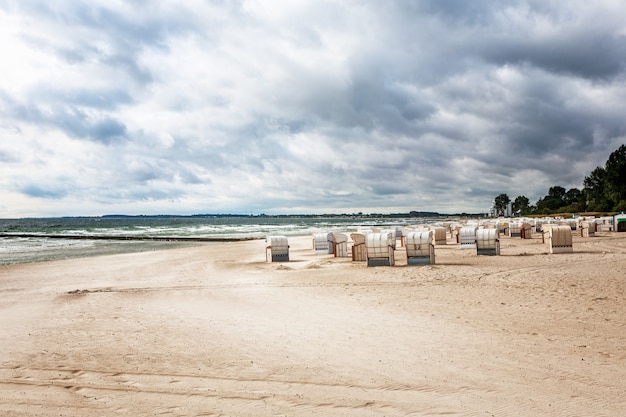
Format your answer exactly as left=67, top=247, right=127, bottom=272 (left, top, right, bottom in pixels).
left=0, top=215, right=442, bottom=264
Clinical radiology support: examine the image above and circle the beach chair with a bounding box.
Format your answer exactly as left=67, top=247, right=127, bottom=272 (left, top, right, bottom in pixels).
left=498, top=221, right=508, bottom=236
left=566, top=220, right=578, bottom=231
left=405, top=231, right=435, bottom=265
left=476, top=228, right=500, bottom=256
left=313, top=232, right=334, bottom=254
left=333, top=233, right=349, bottom=257
left=430, top=226, right=447, bottom=246
left=520, top=223, right=533, bottom=239
left=350, top=233, right=367, bottom=261
left=543, top=225, right=573, bottom=254
left=579, top=221, right=595, bottom=237
left=459, top=226, right=478, bottom=250
left=365, top=232, right=395, bottom=266
left=595, top=218, right=610, bottom=232
left=394, top=226, right=405, bottom=247
left=614, top=213, right=626, bottom=232
left=380, top=229, right=397, bottom=250
left=450, top=225, right=460, bottom=242
left=535, top=220, right=546, bottom=234
left=508, top=222, right=522, bottom=237
left=266, top=236, right=289, bottom=262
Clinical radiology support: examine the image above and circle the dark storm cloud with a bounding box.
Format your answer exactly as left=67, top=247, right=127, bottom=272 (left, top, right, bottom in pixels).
left=484, top=35, right=626, bottom=80
left=7, top=100, right=128, bottom=145
left=412, top=0, right=626, bottom=78
left=20, top=184, right=67, bottom=199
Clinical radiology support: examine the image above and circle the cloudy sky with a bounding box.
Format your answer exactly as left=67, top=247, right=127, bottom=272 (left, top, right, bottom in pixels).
left=1, top=1, right=625, bottom=217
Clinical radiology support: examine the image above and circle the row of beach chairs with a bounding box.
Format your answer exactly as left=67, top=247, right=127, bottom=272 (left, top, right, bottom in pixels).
left=266, top=223, right=577, bottom=264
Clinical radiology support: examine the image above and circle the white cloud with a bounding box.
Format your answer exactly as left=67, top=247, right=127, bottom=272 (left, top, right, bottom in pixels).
left=0, top=0, right=625, bottom=217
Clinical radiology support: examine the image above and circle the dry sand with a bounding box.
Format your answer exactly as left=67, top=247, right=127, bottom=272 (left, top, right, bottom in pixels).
left=1, top=231, right=625, bottom=416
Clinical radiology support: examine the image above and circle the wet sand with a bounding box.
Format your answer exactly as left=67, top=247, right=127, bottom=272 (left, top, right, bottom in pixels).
left=1, top=231, right=625, bottom=416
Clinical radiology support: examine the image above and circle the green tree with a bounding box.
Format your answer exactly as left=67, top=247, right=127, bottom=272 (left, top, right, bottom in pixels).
left=564, top=188, right=581, bottom=205
left=584, top=166, right=609, bottom=211
left=494, top=193, right=510, bottom=216
left=563, top=188, right=583, bottom=211
left=604, top=144, right=626, bottom=209
left=536, top=186, right=567, bottom=212
left=512, top=195, right=530, bottom=215
left=574, top=190, right=587, bottom=211
left=583, top=145, right=626, bottom=211
left=548, top=186, right=566, bottom=201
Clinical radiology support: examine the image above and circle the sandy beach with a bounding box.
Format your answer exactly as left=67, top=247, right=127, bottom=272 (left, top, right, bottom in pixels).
left=1, top=231, right=625, bottom=416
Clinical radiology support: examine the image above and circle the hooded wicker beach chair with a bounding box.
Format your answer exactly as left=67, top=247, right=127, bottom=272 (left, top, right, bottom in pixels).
left=520, top=222, right=533, bottom=239
left=313, top=232, right=334, bottom=254
left=476, top=228, right=500, bottom=256
left=380, top=229, right=398, bottom=250
left=266, top=236, right=289, bottom=262
left=365, top=232, right=395, bottom=266
left=405, top=231, right=435, bottom=265
left=459, top=226, right=478, bottom=250
left=350, top=233, right=367, bottom=261
left=430, top=226, right=447, bottom=246
left=614, top=213, right=626, bottom=232
left=542, top=225, right=573, bottom=254
left=580, top=221, right=595, bottom=237
left=508, top=222, right=522, bottom=237
left=333, top=233, right=349, bottom=257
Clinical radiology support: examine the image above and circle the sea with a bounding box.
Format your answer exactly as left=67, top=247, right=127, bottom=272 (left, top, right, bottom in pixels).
left=0, top=215, right=446, bottom=265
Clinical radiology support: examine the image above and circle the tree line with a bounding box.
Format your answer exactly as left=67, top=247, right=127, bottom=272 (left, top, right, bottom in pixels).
left=493, top=145, right=626, bottom=216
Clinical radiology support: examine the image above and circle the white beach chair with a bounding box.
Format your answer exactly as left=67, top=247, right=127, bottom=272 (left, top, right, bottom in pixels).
left=459, top=226, right=478, bottom=250
left=266, top=236, right=289, bottom=262
left=580, top=221, right=595, bottom=237
left=543, top=225, right=573, bottom=254
left=380, top=229, right=397, bottom=250
left=476, top=228, right=500, bottom=256
left=508, top=222, right=522, bottom=237
left=313, top=232, right=334, bottom=254
left=365, top=232, right=395, bottom=266
left=405, top=231, right=435, bottom=265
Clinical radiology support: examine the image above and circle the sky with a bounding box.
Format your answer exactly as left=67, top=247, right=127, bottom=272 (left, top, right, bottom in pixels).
left=1, top=1, right=625, bottom=217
